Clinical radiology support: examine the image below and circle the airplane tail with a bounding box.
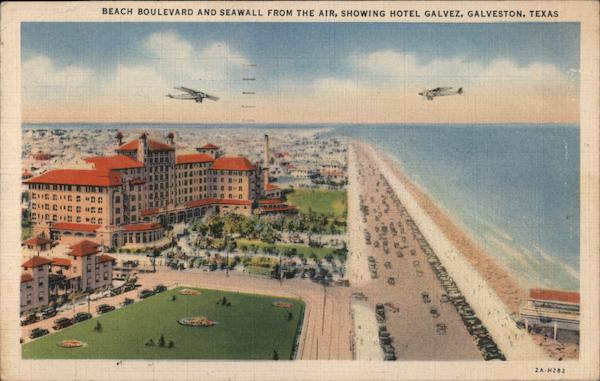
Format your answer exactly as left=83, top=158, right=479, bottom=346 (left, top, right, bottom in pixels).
left=458, top=87, right=463, bottom=95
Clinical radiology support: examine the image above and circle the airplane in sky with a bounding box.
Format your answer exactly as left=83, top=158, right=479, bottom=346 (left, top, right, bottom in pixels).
left=166, top=87, right=219, bottom=103
left=418, top=87, right=463, bottom=100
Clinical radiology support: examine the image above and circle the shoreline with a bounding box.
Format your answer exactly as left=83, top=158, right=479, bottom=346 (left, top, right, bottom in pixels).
left=354, top=140, right=548, bottom=360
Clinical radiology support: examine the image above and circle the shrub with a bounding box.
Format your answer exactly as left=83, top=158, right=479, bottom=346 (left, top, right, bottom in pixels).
left=226, top=302, right=231, bottom=307
left=158, top=334, right=165, bottom=347
left=171, top=295, right=177, bottom=301
left=287, top=312, right=293, bottom=321
left=272, top=350, right=279, bottom=360
left=94, top=321, right=102, bottom=332
left=145, top=339, right=155, bottom=346
left=168, top=340, right=174, bottom=348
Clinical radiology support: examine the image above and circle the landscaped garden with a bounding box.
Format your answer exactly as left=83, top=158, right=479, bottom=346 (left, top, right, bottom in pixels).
left=286, top=189, right=347, bottom=219
left=22, top=287, right=305, bottom=360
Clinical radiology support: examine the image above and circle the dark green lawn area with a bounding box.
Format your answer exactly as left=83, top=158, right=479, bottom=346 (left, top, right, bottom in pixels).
left=287, top=189, right=347, bottom=219
left=22, top=287, right=304, bottom=360
left=237, top=239, right=337, bottom=261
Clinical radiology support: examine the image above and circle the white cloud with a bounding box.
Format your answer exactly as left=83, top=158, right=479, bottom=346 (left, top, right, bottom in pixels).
left=22, top=55, right=93, bottom=100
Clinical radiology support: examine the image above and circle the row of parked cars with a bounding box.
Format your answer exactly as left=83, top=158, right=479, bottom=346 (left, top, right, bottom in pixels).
left=368, top=256, right=378, bottom=279
left=406, top=219, right=506, bottom=361
left=376, top=305, right=396, bottom=360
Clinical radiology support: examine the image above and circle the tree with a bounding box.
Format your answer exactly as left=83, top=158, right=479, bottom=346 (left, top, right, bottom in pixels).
left=148, top=248, right=161, bottom=273
left=94, top=321, right=102, bottom=332
left=158, top=334, right=166, bottom=347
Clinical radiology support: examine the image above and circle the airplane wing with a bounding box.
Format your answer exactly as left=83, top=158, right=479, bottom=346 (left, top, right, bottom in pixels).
left=174, top=86, right=199, bottom=95
left=431, top=87, right=452, bottom=93
left=205, top=94, right=220, bottom=101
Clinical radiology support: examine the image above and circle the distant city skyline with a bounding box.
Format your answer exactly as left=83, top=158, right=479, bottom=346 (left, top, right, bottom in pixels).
left=22, top=22, right=579, bottom=124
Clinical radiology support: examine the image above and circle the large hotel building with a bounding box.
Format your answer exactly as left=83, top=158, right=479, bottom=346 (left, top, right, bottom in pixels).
left=25, top=133, right=291, bottom=248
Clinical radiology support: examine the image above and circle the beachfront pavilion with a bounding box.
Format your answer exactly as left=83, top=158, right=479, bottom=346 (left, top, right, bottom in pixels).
left=519, top=288, right=580, bottom=339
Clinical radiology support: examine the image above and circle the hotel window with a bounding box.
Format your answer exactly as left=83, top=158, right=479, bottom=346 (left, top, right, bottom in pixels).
left=91, top=218, right=96, bottom=224
left=228, top=186, right=232, bottom=191
left=104, top=272, right=109, bottom=280
left=27, top=293, right=32, bottom=304
left=45, top=194, right=49, bottom=200
left=76, top=217, right=81, bottom=223
left=76, top=206, right=81, bottom=212
left=91, top=196, right=95, bottom=202
left=96, top=274, right=100, bottom=282
left=76, top=195, right=81, bottom=202
left=67, top=206, right=72, bottom=212
left=116, top=208, right=120, bottom=214
left=98, top=197, right=102, bottom=203
left=239, top=179, right=243, bottom=183
left=67, top=195, right=72, bottom=201
left=98, top=218, right=102, bottom=224
left=38, top=291, right=44, bottom=301
left=91, top=207, right=95, bottom=213
left=239, top=195, right=243, bottom=199
left=115, top=196, right=120, bottom=203
left=239, top=186, right=243, bottom=191
left=98, top=207, right=102, bottom=213
left=52, top=215, right=57, bottom=221
left=87, top=263, right=92, bottom=272
left=68, top=216, right=72, bottom=222
left=229, top=194, right=233, bottom=199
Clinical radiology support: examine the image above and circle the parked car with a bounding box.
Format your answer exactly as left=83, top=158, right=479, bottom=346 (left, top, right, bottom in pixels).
left=122, top=298, right=134, bottom=306
left=40, top=307, right=57, bottom=319
left=97, top=304, right=115, bottom=314
left=154, top=284, right=167, bottom=293
left=20, top=314, right=38, bottom=326
left=29, top=328, right=49, bottom=339
left=429, top=307, right=440, bottom=318
left=73, top=312, right=92, bottom=323
left=387, top=277, right=395, bottom=286
left=53, top=317, right=73, bottom=330
left=139, top=289, right=154, bottom=299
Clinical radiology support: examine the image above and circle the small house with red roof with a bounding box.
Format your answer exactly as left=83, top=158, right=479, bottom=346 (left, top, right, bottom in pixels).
left=196, top=143, right=221, bottom=158
left=23, top=235, right=52, bottom=251
left=64, top=239, right=115, bottom=291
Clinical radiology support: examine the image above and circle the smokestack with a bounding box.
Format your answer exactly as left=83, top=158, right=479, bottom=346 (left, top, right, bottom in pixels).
left=137, top=133, right=148, bottom=164
left=263, top=134, right=270, bottom=188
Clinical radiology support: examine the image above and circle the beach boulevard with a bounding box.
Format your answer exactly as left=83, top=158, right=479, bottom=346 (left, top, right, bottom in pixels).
left=354, top=141, right=548, bottom=360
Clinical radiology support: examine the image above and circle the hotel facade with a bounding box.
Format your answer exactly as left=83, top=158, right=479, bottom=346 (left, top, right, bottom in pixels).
left=25, top=133, right=290, bottom=248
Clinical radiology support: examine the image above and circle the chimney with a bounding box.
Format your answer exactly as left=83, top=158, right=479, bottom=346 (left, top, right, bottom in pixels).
left=167, top=132, right=175, bottom=145
left=137, top=133, right=148, bottom=164
left=263, top=134, right=270, bottom=188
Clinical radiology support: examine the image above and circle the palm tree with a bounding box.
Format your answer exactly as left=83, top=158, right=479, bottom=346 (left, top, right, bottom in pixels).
left=148, top=248, right=161, bottom=273
left=115, top=131, right=123, bottom=145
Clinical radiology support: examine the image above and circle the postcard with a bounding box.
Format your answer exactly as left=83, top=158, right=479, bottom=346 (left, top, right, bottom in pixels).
left=1, top=1, right=598, bottom=380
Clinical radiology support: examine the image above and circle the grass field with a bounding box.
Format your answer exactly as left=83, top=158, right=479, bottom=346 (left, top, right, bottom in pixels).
left=22, top=287, right=305, bottom=360
left=287, top=189, right=347, bottom=219
left=237, top=239, right=337, bottom=261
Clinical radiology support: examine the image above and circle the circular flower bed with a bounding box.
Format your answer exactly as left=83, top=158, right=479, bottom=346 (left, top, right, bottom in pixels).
left=58, top=340, right=86, bottom=348
left=178, top=289, right=200, bottom=296
left=272, top=301, right=294, bottom=309
left=178, top=316, right=217, bottom=327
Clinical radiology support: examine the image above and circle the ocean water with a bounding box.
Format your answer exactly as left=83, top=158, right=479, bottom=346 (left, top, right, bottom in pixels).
left=334, top=124, right=579, bottom=291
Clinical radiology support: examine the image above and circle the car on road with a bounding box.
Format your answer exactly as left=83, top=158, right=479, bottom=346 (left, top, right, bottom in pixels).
left=383, top=262, right=391, bottom=269
left=96, top=304, right=115, bottom=314
left=139, top=289, right=155, bottom=299
left=154, top=284, right=167, bottom=293
left=421, top=292, right=431, bottom=303
left=73, top=312, right=92, bottom=323
left=52, top=317, right=74, bottom=330
left=387, top=277, right=395, bottom=286
left=20, top=314, right=38, bottom=326
left=29, top=328, right=49, bottom=339
left=429, top=307, right=440, bottom=318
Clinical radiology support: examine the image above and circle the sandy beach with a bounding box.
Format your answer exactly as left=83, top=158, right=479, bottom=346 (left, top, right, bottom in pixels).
left=355, top=141, right=548, bottom=360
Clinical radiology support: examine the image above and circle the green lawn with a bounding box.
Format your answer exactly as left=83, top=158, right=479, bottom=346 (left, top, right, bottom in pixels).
left=287, top=189, right=347, bottom=219
left=22, top=287, right=304, bottom=360
left=237, top=239, right=337, bottom=261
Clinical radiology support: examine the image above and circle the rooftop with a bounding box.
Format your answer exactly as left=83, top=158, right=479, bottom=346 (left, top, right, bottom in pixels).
left=85, top=155, right=144, bottom=171
left=22, top=256, right=53, bottom=268
left=116, top=138, right=174, bottom=152
left=123, top=223, right=162, bottom=232
left=212, top=156, right=256, bottom=171
left=52, top=222, right=101, bottom=232
left=21, top=273, right=33, bottom=283
left=97, top=254, right=116, bottom=264
left=25, top=169, right=122, bottom=187
left=529, top=289, right=580, bottom=305
left=199, top=143, right=220, bottom=149
left=176, top=153, right=214, bottom=165
left=24, top=235, right=52, bottom=246
left=51, top=258, right=72, bottom=267
left=69, top=240, right=100, bottom=257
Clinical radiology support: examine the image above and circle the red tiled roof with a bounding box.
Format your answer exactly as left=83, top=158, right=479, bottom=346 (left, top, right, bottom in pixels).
left=116, top=139, right=174, bottom=152
left=25, top=169, right=122, bottom=187
left=123, top=223, right=162, bottom=232
left=52, top=258, right=72, bottom=267
left=265, top=183, right=280, bottom=191
left=140, top=208, right=160, bottom=217
left=212, top=156, right=256, bottom=171
left=529, top=289, right=580, bottom=304
left=85, top=155, right=144, bottom=171
left=22, top=256, right=53, bottom=268
left=97, top=254, right=116, bottom=264
left=24, top=235, right=52, bottom=246
left=21, top=273, right=33, bottom=283
left=69, top=240, right=100, bottom=257
left=258, top=198, right=284, bottom=205
left=200, top=143, right=219, bottom=149
left=217, top=199, right=253, bottom=206
left=176, top=153, right=214, bottom=165
left=51, top=222, right=101, bottom=232
left=22, top=170, right=33, bottom=179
